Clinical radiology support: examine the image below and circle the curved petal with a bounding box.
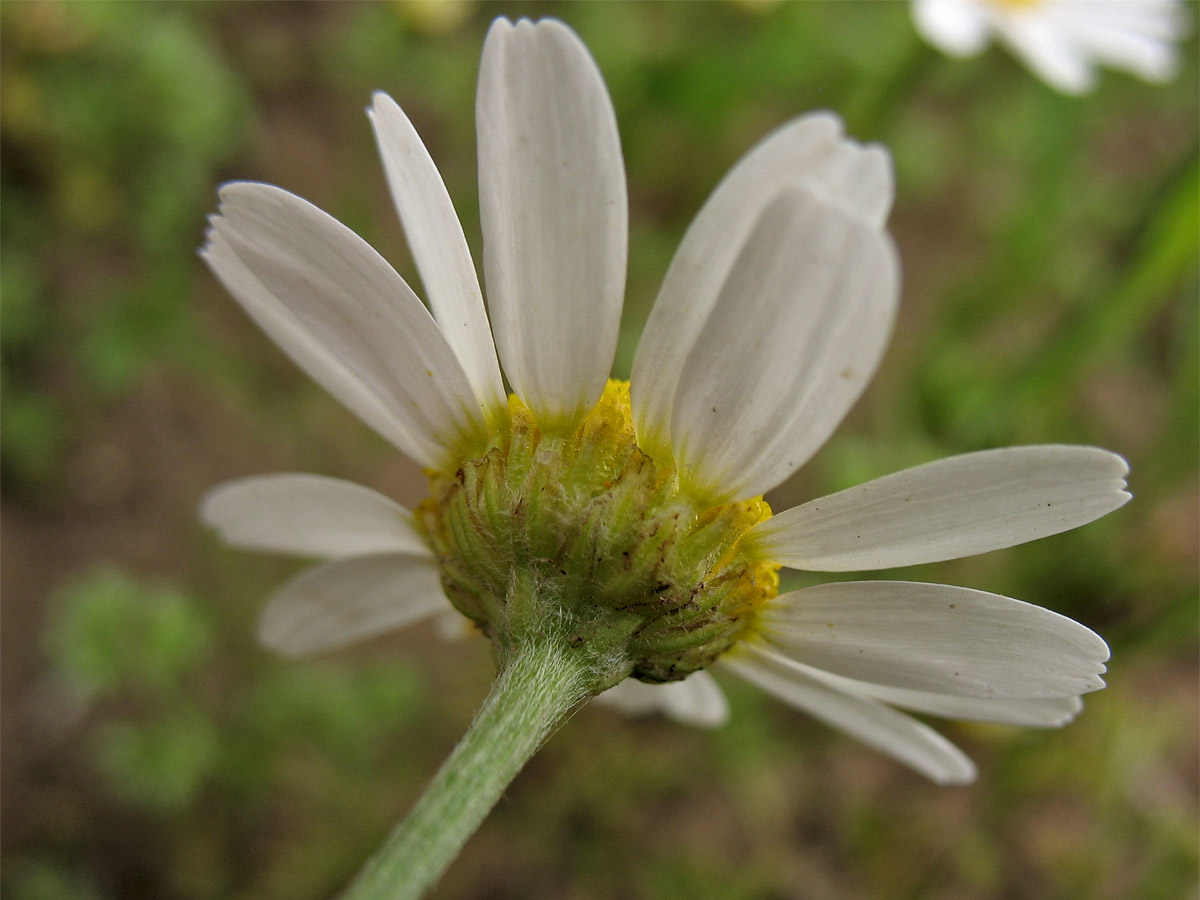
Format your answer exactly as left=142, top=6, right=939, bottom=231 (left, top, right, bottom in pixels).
left=259, top=553, right=447, bottom=657
left=752, top=648, right=1085, bottom=728
left=476, top=17, right=627, bottom=429
left=202, top=232, right=424, bottom=458
left=757, top=581, right=1110, bottom=700
left=911, top=0, right=993, bottom=56
left=631, top=113, right=892, bottom=457
left=368, top=93, right=506, bottom=420
left=207, top=182, right=487, bottom=469
left=671, top=188, right=899, bottom=503
left=721, top=649, right=976, bottom=785
left=750, top=446, right=1130, bottom=571
left=200, top=473, right=431, bottom=559
left=594, top=671, right=729, bottom=728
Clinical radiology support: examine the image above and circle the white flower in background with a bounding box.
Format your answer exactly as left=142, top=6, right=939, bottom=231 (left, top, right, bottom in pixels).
left=201, top=17, right=1130, bottom=785
left=912, top=0, right=1187, bottom=93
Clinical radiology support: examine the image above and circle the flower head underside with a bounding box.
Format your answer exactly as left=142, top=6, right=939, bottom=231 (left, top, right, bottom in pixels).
left=201, top=17, right=1130, bottom=784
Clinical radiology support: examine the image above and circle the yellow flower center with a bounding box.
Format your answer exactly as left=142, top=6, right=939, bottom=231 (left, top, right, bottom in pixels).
left=417, top=380, right=779, bottom=687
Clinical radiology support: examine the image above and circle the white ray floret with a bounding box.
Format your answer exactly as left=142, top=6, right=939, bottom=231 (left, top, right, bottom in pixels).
left=259, top=553, right=447, bottom=658
left=668, top=188, right=899, bottom=502
left=750, top=445, right=1131, bottom=571
left=722, top=649, right=978, bottom=785
left=595, top=671, right=730, bottom=728
left=201, top=474, right=430, bottom=560
left=207, top=183, right=488, bottom=470
left=477, top=18, right=627, bottom=429
left=368, top=92, right=506, bottom=423
left=631, top=113, right=893, bottom=459
left=202, top=232, right=424, bottom=458
left=768, top=657, right=1086, bottom=727
left=755, top=581, right=1110, bottom=699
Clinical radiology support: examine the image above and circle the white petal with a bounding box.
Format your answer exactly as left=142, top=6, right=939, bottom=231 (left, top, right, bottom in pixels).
left=434, top=609, right=474, bottom=642
left=867, top=687, right=1083, bottom=727
left=1082, top=0, right=1190, bottom=44
left=207, top=182, right=487, bottom=469
left=754, top=648, right=1085, bottom=727
left=721, top=649, right=976, bottom=785
left=594, top=671, right=729, bottom=728
left=757, top=581, right=1110, bottom=699
left=996, top=1, right=1188, bottom=90
left=1064, top=5, right=1183, bottom=82
left=1101, top=0, right=1190, bottom=41
left=631, top=113, right=892, bottom=458
left=368, top=93, right=506, bottom=419
left=203, top=232, right=423, bottom=458
left=476, top=17, right=627, bottom=428
left=911, top=0, right=994, bottom=56
left=996, top=15, right=1097, bottom=93
left=200, top=473, right=431, bottom=559
left=259, top=553, right=447, bottom=657
left=750, top=446, right=1130, bottom=571
left=670, top=188, right=899, bottom=503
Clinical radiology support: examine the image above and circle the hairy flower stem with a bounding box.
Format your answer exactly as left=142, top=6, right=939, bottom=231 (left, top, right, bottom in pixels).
left=341, top=591, right=602, bottom=900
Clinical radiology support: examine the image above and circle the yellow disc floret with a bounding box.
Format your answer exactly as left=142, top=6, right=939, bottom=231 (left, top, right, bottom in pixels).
left=416, top=381, right=779, bottom=689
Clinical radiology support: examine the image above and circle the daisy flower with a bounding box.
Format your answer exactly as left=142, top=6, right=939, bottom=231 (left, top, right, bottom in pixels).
left=911, top=0, right=1188, bottom=94
left=201, top=17, right=1130, bottom=787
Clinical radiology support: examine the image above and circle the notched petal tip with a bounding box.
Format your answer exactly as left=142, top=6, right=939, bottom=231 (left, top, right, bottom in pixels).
left=1091, top=631, right=1113, bottom=667
left=485, top=16, right=589, bottom=58
left=1104, top=450, right=1133, bottom=505
left=367, top=88, right=394, bottom=113
left=482, top=15, right=517, bottom=48
left=366, top=91, right=410, bottom=131
left=214, top=181, right=300, bottom=222
left=198, top=229, right=219, bottom=259
left=214, top=180, right=254, bottom=203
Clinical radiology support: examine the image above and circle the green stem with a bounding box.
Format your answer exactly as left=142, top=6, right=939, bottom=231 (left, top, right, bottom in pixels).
left=341, top=628, right=595, bottom=900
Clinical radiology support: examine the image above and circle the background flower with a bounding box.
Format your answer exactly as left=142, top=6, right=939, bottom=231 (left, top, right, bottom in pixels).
left=2, top=2, right=1195, bottom=899
left=912, top=0, right=1189, bottom=93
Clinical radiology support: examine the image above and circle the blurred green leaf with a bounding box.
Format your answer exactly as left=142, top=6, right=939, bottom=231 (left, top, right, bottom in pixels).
left=1, top=389, right=67, bottom=490
left=46, top=568, right=213, bottom=698
left=248, top=661, right=426, bottom=766
left=92, top=712, right=220, bottom=812
left=3, top=859, right=103, bottom=900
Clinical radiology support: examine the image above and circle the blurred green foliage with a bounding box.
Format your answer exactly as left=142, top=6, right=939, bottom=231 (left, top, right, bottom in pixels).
left=47, top=568, right=212, bottom=698
left=1, top=0, right=248, bottom=496
left=2, top=2, right=1196, bottom=900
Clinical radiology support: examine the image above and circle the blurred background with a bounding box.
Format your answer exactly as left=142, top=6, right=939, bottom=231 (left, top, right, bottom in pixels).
left=2, top=2, right=1197, bottom=898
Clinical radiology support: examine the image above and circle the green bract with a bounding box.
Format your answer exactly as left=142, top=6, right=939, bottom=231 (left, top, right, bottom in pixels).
left=417, top=381, right=779, bottom=690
